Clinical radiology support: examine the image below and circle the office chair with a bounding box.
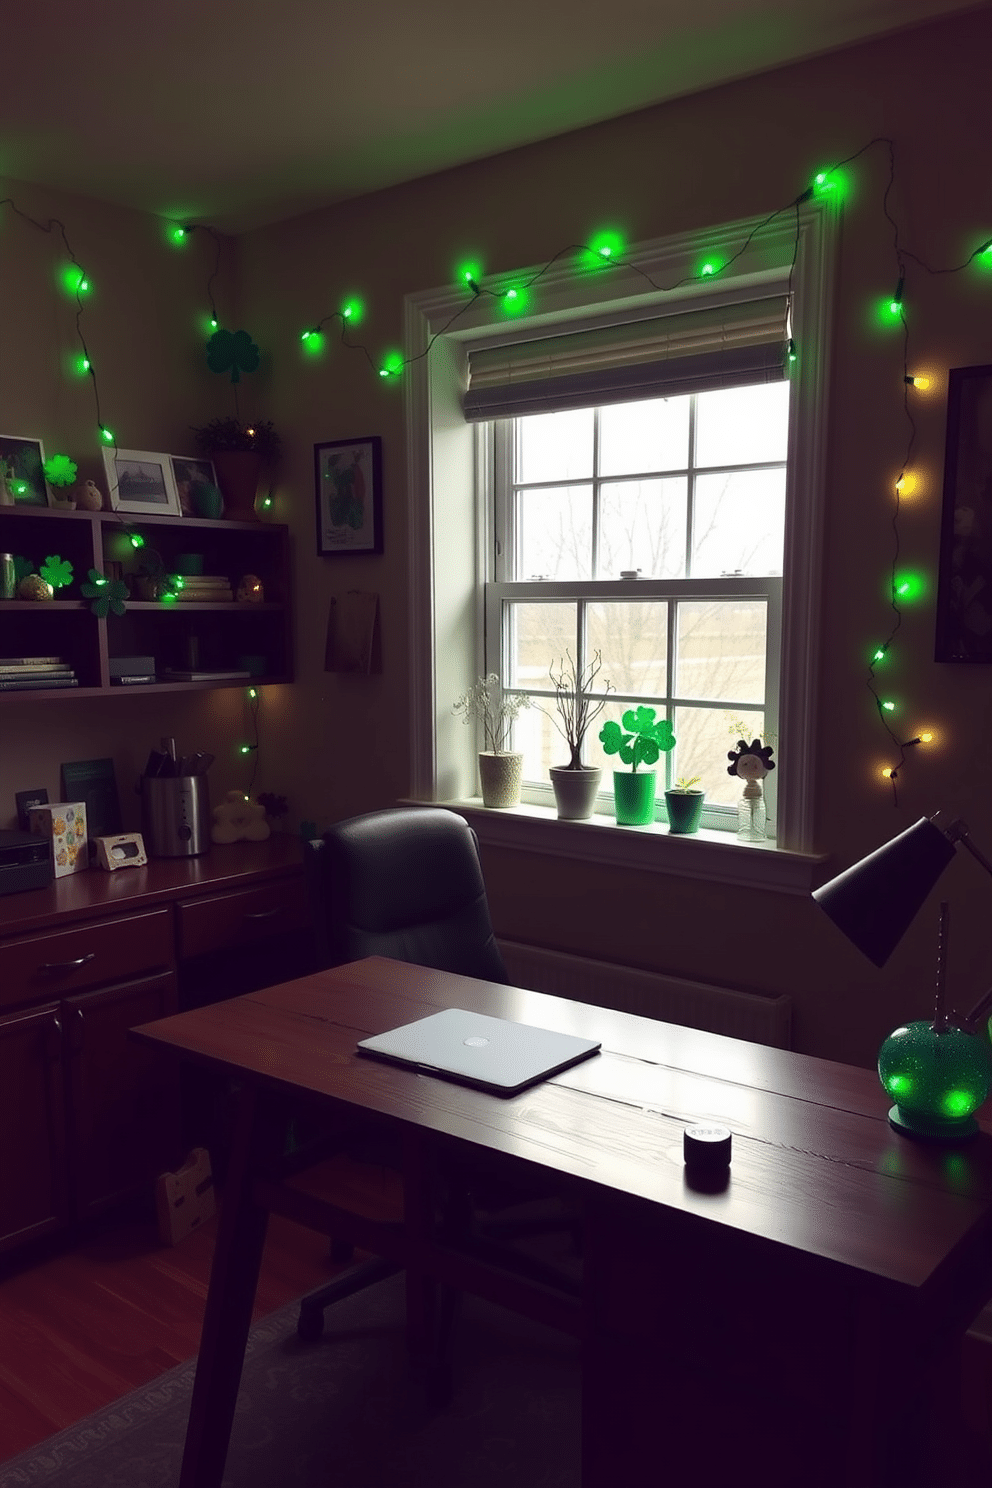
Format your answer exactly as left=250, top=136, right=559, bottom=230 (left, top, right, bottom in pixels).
left=295, top=807, right=580, bottom=1360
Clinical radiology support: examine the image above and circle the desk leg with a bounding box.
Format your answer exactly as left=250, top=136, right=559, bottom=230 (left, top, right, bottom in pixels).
left=179, top=1083, right=269, bottom=1488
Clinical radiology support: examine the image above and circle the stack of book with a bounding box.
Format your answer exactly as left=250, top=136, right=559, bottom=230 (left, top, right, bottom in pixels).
left=174, top=575, right=233, bottom=602
left=0, top=656, right=79, bottom=691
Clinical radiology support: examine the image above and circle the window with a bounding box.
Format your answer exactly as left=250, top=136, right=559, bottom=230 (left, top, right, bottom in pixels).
left=406, top=204, right=834, bottom=886
left=484, top=380, right=789, bottom=829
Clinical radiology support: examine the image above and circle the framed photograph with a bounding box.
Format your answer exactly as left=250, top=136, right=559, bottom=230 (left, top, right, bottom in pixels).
left=935, top=365, right=992, bottom=661
left=102, top=448, right=181, bottom=517
left=0, top=435, right=50, bottom=507
left=170, top=454, right=218, bottom=517
left=14, top=787, right=48, bottom=834
left=314, top=436, right=383, bottom=556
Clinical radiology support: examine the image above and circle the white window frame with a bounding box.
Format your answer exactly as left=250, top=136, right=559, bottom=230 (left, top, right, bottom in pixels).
left=483, top=400, right=786, bottom=831
left=404, top=205, right=835, bottom=893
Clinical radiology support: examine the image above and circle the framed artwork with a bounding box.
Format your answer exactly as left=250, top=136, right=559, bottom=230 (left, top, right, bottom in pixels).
left=170, top=455, right=218, bottom=517
left=102, top=448, right=181, bottom=516
left=0, top=435, right=50, bottom=507
left=314, top=436, right=383, bottom=556
left=935, top=364, right=992, bottom=661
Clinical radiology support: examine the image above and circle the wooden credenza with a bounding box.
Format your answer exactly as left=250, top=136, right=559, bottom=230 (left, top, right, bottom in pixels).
left=0, top=836, right=309, bottom=1254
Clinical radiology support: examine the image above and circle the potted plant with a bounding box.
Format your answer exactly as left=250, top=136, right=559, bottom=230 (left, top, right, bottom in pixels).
left=599, top=707, right=675, bottom=825
left=453, top=674, right=530, bottom=808
left=191, top=417, right=281, bottom=520
left=544, top=651, right=613, bottom=820
left=664, top=775, right=705, bottom=835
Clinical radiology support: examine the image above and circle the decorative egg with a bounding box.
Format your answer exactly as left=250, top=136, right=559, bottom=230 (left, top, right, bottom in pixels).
left=76, top=480, right=104, bottom=511
left=18, top=574, right=54, bottom=601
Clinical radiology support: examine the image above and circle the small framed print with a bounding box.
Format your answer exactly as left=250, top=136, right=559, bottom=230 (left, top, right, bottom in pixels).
left=0, top=435, right=50, bottom=507
left=170, top=455, right=218, bottom=517
left=315, top=436, right=383, bottom=556
left=102, top=448, right=181, bottom=517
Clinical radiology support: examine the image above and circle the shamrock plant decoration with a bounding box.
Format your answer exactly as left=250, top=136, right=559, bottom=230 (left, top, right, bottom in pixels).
left=599, top=706, right=676, bottom=771
left=81, top=568, right=128, bottom=617
left=207, top=328, right=260, bottom=384
left=42, top=454, right=77, bottom=488
left=40, top=555, right=73, bottom=591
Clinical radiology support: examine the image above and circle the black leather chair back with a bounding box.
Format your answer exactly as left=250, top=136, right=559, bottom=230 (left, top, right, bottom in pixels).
left=304, top=807, right=508, bottom=984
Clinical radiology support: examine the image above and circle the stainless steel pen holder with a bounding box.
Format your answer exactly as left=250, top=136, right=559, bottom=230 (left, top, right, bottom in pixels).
left=141, top=775, right=211, bottom=858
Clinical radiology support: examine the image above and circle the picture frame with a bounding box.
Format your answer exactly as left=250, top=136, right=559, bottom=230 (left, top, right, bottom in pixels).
left=102, top=448, right=181, bottom=517
left=0, top=435, right=50, bottom=507
left=935, top=364, right=992, bottom=662
left=314, top=436, right=383, bottom=556
left=170, top=454, right=218, bottom=517
left=14, top=787, right=48, bottom=834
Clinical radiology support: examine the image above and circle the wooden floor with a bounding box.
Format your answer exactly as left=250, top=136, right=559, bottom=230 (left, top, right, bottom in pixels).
left=1, top=1187, right=991, bottom=1471
left=0, top=1204, right=343, bottom=1463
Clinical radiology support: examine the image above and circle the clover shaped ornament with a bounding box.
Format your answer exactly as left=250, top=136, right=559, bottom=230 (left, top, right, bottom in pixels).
left=207, top=328, right=260, bottom=384
left=40, top=555, right=73, bottom=590
left=81, top=568, right=128, bottom=617
left=599, top=706, right=675, bottom=771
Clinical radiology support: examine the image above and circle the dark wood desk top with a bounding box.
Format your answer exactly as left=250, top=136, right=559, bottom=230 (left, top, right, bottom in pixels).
left=133, top=955, right=992, bottom=1301
left=0, top=834, right=303, bottom=937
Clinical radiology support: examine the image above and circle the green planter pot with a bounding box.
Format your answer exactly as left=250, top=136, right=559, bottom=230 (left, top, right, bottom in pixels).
left=612, top=770, right=656, bottom=825
left=665, top=789, right=705, bottom=835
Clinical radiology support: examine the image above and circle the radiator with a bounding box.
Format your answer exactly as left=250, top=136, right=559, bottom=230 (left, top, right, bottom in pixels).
left=499, top=940, right=792, bottom=1050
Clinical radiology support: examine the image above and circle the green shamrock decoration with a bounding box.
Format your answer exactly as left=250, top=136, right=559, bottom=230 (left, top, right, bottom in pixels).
left=80, top=568, right=128, bottom=617
left=599, top=707, right=676, bottom=772
left=207, top=328, right=260, bottom=384
left=40, top=555, right=73, bottom=590
left=42, top=454, right=78, bottom=488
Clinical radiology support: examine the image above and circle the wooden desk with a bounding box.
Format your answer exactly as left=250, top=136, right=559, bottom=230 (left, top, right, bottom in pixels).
left=133, top=956, right=992, bottom=1488
left=0, top=836, right=307, bottom=1253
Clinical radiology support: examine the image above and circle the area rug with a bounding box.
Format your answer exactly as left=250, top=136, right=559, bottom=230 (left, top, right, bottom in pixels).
left=0, top=1275, right=580, bottom=1488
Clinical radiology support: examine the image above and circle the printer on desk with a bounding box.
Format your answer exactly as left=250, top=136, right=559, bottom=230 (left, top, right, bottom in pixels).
left=0, top=829, right=53, bottom=896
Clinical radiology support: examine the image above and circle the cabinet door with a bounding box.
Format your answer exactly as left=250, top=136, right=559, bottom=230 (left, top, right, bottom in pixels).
left=64, top=973, right=179, bottom=1220
left=0, top=1004, right=69, bottom=1252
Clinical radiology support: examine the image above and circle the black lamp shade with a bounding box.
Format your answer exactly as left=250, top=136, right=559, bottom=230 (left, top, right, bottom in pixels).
left=812, top=816, right=956, bottom=967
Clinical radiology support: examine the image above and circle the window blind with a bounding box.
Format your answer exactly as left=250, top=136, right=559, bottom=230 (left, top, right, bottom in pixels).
left=462, top=294, right=791, bottom=421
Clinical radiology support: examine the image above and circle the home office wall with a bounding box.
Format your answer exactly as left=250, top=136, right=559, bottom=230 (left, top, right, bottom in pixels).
left=241, top=6, right=992, bottom=1068
left=0, top=179, right=282, bottom=822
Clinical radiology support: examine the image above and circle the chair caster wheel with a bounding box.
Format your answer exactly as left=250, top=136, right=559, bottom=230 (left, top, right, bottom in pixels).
left=297, top=1305, right=325, bottom=1342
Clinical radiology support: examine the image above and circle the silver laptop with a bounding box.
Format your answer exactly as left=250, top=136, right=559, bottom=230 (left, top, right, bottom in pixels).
left=356, top=1007, right=601, bottom=1095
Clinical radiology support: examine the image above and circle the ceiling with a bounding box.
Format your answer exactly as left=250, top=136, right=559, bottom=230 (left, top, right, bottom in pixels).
left=0, top=0, right=982, bottom=232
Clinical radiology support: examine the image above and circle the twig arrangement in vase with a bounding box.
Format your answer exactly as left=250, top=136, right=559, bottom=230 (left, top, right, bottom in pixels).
left=453, top=674, right=530, bottom=808
left=543, top=651, right=613, bottom=820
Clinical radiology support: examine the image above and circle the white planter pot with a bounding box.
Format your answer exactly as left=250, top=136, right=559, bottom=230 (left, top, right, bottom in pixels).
left=478, top=752, right=523, bottom=808
left=550, top=765, right=602, bottom=820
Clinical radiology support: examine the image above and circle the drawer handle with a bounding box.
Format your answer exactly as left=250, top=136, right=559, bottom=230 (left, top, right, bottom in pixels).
left=40, top=953, right=96, bottom=974
left=243, top=908, right=283, bottom=921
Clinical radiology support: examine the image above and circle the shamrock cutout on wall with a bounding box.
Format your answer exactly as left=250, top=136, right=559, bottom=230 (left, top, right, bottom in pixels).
left=81, top=568, right=128, bottom=617
left=40, top=555, right=73, bottom=590
left=207, top=328, right=260, bottom=384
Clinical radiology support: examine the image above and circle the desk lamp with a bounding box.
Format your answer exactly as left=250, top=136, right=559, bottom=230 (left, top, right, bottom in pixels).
left=813, top=812, right=992, bottom=1141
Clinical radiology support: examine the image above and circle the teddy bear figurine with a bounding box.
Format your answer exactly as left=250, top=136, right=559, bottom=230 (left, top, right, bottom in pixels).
left=76, top=480, right=105, bottom=511
left=210, top=789, right=271, bottom=844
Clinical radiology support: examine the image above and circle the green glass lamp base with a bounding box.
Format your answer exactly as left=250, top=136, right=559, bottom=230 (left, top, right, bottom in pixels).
left=887, top=1103, right=980, bottom=1142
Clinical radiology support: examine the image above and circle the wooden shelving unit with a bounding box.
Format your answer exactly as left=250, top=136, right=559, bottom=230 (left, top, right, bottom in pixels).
left=0, top=504, right=292, bottom=697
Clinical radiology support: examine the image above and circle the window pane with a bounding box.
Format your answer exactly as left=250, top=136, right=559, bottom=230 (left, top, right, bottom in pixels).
left=691, top=469, right=786, bottom=577
left=695, top=382, right=790, bottom=468
left=518, top=485, right=592, bottom=580
left=587, top=601, right=668, bottom=699
left=671, top=706, right=763, bottom=808
left=599, top=396, right=690, bottom=476
left=516, top=408, right=593, bottom=484
left=599, top=478, right=687, bottom=579
left=515, top=698, right=575, bottom=782
left=675, top=601, right=766, bottom=703
left=507, top=602, right=576, bottom=689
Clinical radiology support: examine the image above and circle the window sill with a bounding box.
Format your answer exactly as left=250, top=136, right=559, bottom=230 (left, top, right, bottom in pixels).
left=404, top=797, right=826, bottom=895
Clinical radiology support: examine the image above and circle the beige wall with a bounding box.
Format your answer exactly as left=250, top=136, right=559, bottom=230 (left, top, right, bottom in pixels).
left=3, top=9, right=992, bottom=1067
